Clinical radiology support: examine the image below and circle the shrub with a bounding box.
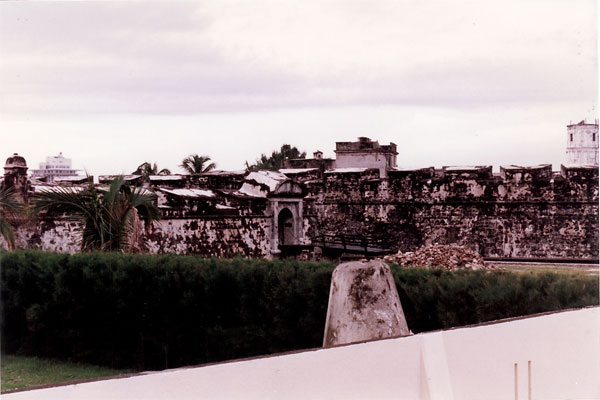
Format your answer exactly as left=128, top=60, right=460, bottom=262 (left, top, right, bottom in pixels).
left=391, top=266, right=598, bottom=332
left=1, top=252, right=334, bottom=370
left=1, top=251, right=597, bottom=370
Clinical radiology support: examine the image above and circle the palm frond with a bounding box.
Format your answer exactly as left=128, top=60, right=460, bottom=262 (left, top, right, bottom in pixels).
left=203, top=162, right=216, bottom=173
left=180, top=154, right=216, bottom=174
left=133, top=162, right=152, bottom=175
left=81, top=215, right=105, bottom=251
left=0, top=218, right=16, bottom=250
left=133, top=161, right=171, bottom=181
left=0, top=187, right=26, bottom=250
left=0, top=186, right=23, bottom=213
left=32, top=175, right=160, bottom=253
left=34, top=185, right=106, bottom=250
left=33, top=186, right=93, bottom=217
left=128, top=188, right=161, bottom=228
left=104, top=175, right=126, bottom=207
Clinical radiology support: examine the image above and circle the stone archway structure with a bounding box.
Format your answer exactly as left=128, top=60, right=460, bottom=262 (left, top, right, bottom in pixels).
left=268, top=180, right=307, bottom=254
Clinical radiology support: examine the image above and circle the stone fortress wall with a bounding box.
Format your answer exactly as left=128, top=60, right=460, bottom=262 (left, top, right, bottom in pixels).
left=3, top=162, right=598, bottom=262
left=2, top=129, right=599, bottom=260
left=301, top=164, right=598, bottom=261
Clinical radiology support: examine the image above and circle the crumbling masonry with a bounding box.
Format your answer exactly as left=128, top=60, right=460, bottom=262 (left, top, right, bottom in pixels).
left=2, top=151, right=598, bottom=262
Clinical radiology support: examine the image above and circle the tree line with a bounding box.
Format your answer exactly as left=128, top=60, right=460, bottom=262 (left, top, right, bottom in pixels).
left=132, top=144, right=306, bottom=180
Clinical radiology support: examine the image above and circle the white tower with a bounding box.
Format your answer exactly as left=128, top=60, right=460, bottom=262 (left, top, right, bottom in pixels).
left=566, top=120, right=599, bottom=165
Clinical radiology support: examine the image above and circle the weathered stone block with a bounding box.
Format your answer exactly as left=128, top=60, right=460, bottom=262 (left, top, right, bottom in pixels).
left=323, top=260, right=410, bottom=347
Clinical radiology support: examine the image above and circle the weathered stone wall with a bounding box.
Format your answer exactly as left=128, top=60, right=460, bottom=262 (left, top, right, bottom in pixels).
left=3, top=165, right=597, bottom=261
left=0, top=219, right=82, bottom=253
left=1, top=216, right=273, bottom=258
left=302, top=165, right=599, bottom=260
left=143, top=217, right=272, bottom=257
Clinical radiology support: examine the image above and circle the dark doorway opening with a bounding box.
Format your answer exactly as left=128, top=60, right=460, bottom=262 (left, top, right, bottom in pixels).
left=278, top=208, right=294, bottom=245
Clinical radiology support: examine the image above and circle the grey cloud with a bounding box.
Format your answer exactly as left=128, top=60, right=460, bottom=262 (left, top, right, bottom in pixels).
left=0, top=2, right=205, bottom=46
left=0, top=1, right=596, bottom=116
left=2, top=48, right=596, bottom=115
left=0, top=1, right=212, bottom=67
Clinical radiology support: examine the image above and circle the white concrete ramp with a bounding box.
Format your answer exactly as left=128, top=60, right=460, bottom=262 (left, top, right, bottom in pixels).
left=5, top=307, right=599, bottom=400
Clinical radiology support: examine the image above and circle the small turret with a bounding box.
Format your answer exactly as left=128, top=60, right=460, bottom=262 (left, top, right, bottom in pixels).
left=3, top=153, right=29, bottom=201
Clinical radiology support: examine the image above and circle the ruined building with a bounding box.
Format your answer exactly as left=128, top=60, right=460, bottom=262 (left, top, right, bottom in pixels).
left=282, top=137, right=398, bottom=177
left=282, top=150, right=335, bottom=170
left=2, top=147, right=598, bottom=263
left=566, top=120, right=599, bottom=165
left=334, top=137, right=397, bottom=178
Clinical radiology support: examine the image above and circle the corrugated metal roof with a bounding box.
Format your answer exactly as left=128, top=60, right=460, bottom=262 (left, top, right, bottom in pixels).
left=149, top=175, right=184, bottom=181
left=159, top=188, right=215, bottom=198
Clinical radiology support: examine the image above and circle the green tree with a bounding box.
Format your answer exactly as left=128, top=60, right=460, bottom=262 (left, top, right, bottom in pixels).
left=132, top=162, right=171, bottom=182
left=246, top=144, right=306, bottom=171
left=0, top=187, right=23, bottom=250
left=34, top=176, right=160, bottom=252
left=180, top=154, right=216, bottom=174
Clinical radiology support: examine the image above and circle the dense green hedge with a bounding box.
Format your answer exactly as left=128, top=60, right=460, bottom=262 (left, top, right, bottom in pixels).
left=393, top=267, right=598, bottom=333
left=1, top=251, right=598, bottom=370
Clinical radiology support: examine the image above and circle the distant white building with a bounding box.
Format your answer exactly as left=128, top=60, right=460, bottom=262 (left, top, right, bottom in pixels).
left=31, top=152, right=81, bottom=181
left=566, top=120, right=598, bottom=165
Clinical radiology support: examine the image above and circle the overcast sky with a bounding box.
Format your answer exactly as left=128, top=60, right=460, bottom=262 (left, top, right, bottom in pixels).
left=0, top=1, right=597, bottom=175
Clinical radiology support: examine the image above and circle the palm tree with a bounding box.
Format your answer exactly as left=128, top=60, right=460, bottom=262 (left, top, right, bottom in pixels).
left=180, top=154, right=216, bottom=174
left=34, top=176, right=160, bottom=252
left=0, top=187, right=23, bottom=250
left=133, top=162, right=171, bottom=182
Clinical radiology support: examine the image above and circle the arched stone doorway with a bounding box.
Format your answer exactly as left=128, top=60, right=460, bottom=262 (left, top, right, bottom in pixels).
left=268, top=178, right=307, bottom=255
left=278, top=208, right=294, bottom=246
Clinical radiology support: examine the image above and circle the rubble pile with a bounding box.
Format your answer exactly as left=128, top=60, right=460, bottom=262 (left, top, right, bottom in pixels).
left=384, top=244, right=491, bottom=270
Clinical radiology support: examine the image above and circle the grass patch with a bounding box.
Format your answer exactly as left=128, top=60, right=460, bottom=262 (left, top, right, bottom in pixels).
left=499, top=264, right=599, bottom=277
left=1, top=354, right=133, bottom=392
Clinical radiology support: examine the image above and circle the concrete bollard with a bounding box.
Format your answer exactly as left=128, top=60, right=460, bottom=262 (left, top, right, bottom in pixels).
left=323, top=259, right=410, bottom=347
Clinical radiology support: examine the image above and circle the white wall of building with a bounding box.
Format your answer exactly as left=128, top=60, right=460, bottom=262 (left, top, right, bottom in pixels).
left=335, top=153, right=395, bottom=178
left=43, top=153, right=72, bottom=169
left=6, top=307, right=599, bottom=400
left=566, top=121, right=599, bottom=165
left=31, top=152, right=79, bottom=180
